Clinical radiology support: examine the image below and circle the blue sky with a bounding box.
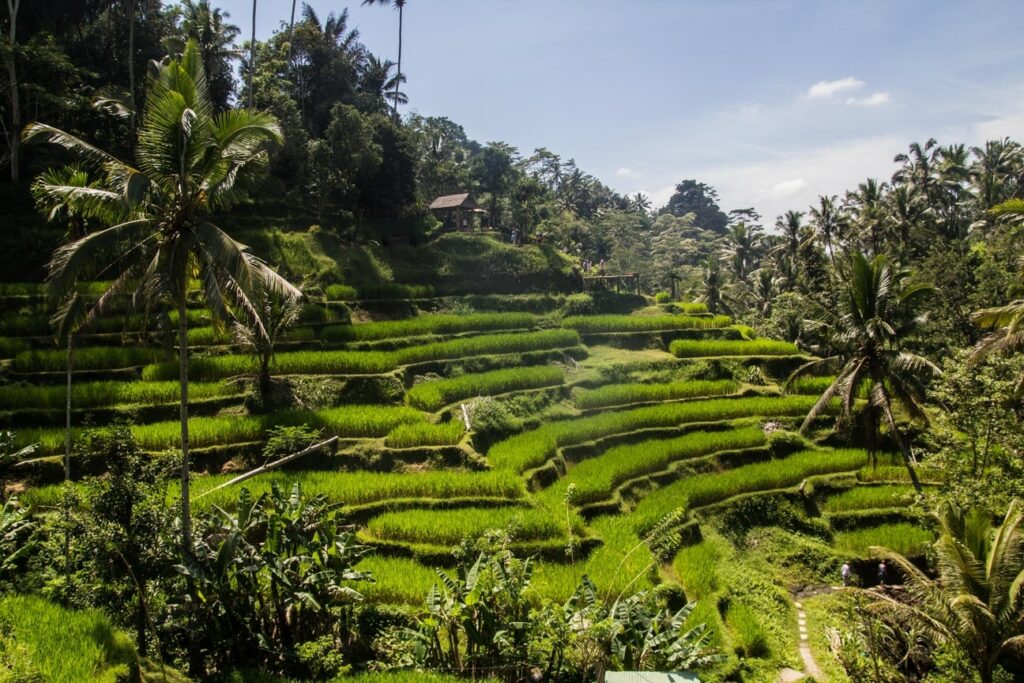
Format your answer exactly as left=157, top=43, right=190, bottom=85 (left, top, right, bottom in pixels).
left=214, top=0, right=1024, bottom=221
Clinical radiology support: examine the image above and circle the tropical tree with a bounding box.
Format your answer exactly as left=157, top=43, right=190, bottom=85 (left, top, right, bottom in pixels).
left=361, top=0, right=407, bottom=117
left=721, top=222, right=761, bottom=281
left=23, top=40, right=298, bottom=552
left=809, top=194, right=847, bottom=269
left=233, top=282, right=303, bottom=399
left=869, top=500, right=1024, bottom=683
left=845, top=178, right=888, bottom=255
left=787, top=251, right=939, bottom=491
left=165, top=0, right=241, bottom=110
left=969, top=198, right=1024, bottom=367
left=4, top=0, right=21, bottom=181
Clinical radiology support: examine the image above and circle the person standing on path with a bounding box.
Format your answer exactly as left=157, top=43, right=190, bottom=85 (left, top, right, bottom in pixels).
left=878, top=560, right=888, bottom=586
left=841, top=561, right=852, bottom=587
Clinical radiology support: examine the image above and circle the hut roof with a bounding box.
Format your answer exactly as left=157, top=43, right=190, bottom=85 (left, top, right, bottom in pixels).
left=429, top=193, right=478, bottom=210
left=603, top=673, right=701, bottom=683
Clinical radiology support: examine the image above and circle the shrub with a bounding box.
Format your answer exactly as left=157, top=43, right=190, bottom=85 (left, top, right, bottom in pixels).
left=668, top=339, right=800, bottom=358
left=571, top=378, right=739, bottom=410
left=654, top=291, right=671, bottom=304
left=563, top=314, right=732, bottom=333
left=407, top=366, right=564, bottom=411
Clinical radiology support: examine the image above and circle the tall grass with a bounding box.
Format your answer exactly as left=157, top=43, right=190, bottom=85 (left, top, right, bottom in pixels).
left=726, top=602, right=770, bottom=658
left=0, top=337, right=29, bottom=358
left=0, top=594, right=137, bottom=682
left=673, top=539, right=723, bottom=599
left=669, top=339, right=801, bottom=358
left=407, top=366, right=564, bottom=411
left=19, top=405, right=424, bottom=453
left=322, top=283, right=435, bottom=300
left=571, top=378, right=739, bottom=409
left=822, top=485, right=916, bottom=512
left=322, top=313, right=536, bottom=342
left=532, top=515, right=654, bottom=603
left=0, top=380, right=238, bottom=411
left=355, top=556, right=447, bottom=605
left=187, top=469, right=526, bottom=510
left=14, top=347, right=162, bottom=372
left=833, top=523, right=933, bottom=557
left=487, top=394, right=817, bottom=473
left=384, top=421, right=465, bottom=448
left=143, top=329, right=579, bottom=380
left=543, top=427, right=767, bottom=506
left=364, top=506, right=565, bottom=545
left=563, top=314, right=732, bottom=333
left=393, top=329, right=579, bottom=365
left=630, top=448, right=870, bottom=534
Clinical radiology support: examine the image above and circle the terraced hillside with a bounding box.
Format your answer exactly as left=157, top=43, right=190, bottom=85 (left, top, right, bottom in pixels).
left=0, top=281, right=935, bottom=681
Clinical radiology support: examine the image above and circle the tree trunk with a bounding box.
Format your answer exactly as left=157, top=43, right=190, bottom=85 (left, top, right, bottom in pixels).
left=288, top=0, right=296, bottom=62
left=5, top=0, right=20, bottom=182
left=127, top=0, right=135, bottom=132
left=248, top=0, right=256, bottom=108
left=881, top=400, right=923, bottom=493
left=393, top=2, right=402, bottom=119
left=63, top=335, right=72, bottom=587
left=178, top=297, right=192, bottom=553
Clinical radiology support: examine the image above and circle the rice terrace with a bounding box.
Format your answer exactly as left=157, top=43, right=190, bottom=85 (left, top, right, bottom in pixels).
left=0, top=1, right=1023, bottom=682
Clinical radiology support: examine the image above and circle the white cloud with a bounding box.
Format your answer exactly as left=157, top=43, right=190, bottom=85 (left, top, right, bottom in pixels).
left=616, top=167, right=641, bottom=178
left=691, top=135, right=906, bottom=224
left=804, top=77, right=864, bottom=99
left=846, top=92, right=891, bottom=107
left=770, top=178, right=808, bottom=197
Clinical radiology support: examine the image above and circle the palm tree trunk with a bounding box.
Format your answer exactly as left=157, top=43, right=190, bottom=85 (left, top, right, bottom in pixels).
left=881, top=400, right=922, bottom=493
left=392, top=2, right=402, bottom=118
left=63, top=335, right=72, bottom=586
left=248, top=0, right=256, bottom=108
left=288, top=0, right=296, bottom=62
left=127, top=0, right=135, bottom=133
left=5, top=0, right=21, bottom=182
left=178, top=297, right=192, bottom=553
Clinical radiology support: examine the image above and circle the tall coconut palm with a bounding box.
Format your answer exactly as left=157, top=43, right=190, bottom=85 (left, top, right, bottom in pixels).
left=22, top=40, right=298, bottom=553
left=721, top=222, right=761, bottom=281
left=786, top=251, right=939, bottom=491
left=362, top=0, right=407, bottom=118
left=870, top=500, right=1024, bottom=683
left=808, top=195, right=847, bottom=270
left=845, top=178, right=888, bottom=255
left=166, top=0, right=241, bottom=111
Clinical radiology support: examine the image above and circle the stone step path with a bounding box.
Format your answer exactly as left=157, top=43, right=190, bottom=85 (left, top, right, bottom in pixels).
left=791, top=597, right=825, bottom=680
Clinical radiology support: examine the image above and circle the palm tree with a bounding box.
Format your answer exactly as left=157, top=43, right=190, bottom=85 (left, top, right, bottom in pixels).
left=23, top=40, right=298, bottom=553
left=845, top=178, right=888, bottom=255
left=721, top=222, right=761, bottom=281
left=166, top=0, right=241, bottom=111
left=786, top=251, right=938, bottom=491
left=5, top=0, right=21, bottom=181
left=970, top=198, right=1024, bottom=367
left=870, top=500, right=1024, bottom=683
left=362, top=0, right=407, bottom=118
left=358, top=54, right=407, bottom=112
left=808, top=195, right=847, bottom=270
left=700, top=257, right=730, bottom=315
